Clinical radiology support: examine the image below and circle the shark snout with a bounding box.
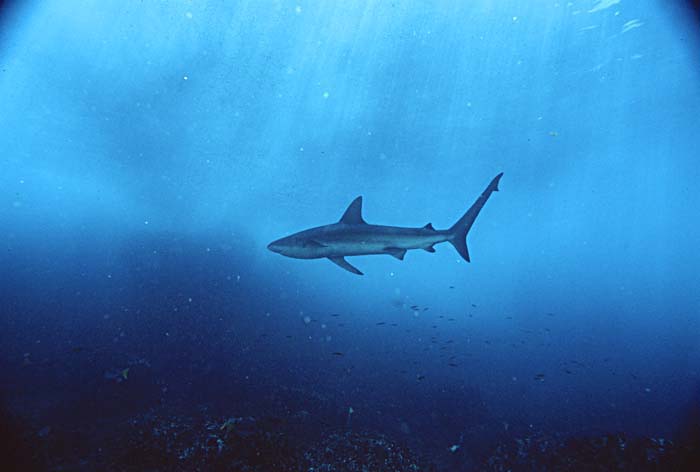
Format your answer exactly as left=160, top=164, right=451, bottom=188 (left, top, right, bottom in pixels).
left=268, top=238, right=287, bottom=254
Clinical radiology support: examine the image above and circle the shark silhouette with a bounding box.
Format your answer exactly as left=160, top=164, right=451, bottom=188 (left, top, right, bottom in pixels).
left=268, top=173, right=503, bottom=275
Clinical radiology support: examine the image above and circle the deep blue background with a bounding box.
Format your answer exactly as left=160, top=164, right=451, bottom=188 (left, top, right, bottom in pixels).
left=1, top=0, right=699, bottom=462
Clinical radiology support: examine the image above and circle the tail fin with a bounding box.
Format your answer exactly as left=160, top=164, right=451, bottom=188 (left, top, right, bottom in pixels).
left=448, top=173, right=503, bottom=262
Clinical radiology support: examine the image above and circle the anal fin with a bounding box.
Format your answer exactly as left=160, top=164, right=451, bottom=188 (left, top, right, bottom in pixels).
left=385, top=247, right=407, bottom=260
left=328, top=256, right=363, bottom=275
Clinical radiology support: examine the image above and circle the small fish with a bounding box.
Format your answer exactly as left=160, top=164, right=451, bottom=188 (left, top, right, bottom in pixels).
left=376, top=322, right=386, bottom=326
left=220, top=418, right=239, bottom=433
left=534, top=373, right=545, bottom=381
left=416, top=375, right=426, bottom=381
left=331, top=314, right=341, bottom=317
left=449, top=286, right=455, bottom=289
left=448, top=363, right=459, bottom=367
left=471, top=304, right=477, bottom=308
left=332, top=352, right=344, bottom=357
left=104, top=367, right=130, bottom=383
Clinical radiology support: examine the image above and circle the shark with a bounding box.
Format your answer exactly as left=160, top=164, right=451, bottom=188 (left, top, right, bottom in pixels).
left=267, top=172, right=503, bottom=275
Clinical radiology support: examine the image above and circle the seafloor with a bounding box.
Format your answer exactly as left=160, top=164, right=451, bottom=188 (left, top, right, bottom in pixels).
left=2, top=401, right=698, bottom=471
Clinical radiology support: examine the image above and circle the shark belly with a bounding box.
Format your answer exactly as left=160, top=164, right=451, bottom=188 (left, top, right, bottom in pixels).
left=321, top=226, right=446, bottom=257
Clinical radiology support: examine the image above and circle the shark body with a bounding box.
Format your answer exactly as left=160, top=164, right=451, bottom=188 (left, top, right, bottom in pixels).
left=267, top=173, right=503, bottom=275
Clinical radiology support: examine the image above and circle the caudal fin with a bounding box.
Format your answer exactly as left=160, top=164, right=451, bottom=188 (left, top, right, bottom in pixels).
left=448, top=173, right=503, bottom=262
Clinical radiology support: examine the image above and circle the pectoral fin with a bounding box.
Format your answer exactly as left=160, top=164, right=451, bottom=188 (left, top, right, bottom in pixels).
left=328, top=257, right=363, bottom=275
left=385, top=247, right=407, bottom=260
left=423, top=245, right=436, bottom=253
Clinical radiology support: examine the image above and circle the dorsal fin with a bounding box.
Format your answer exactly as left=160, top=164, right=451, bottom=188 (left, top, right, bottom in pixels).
left=423, top=223, right=435, bottom=231
left=339, top=196, right=366, bottom=224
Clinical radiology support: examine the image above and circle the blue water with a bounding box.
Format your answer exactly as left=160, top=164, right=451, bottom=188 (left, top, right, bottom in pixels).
left=1, top=1, right=699, bottom=469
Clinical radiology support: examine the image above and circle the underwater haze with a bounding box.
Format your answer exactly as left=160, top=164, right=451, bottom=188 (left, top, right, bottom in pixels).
left=1, top=0, right=699, bottom=470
